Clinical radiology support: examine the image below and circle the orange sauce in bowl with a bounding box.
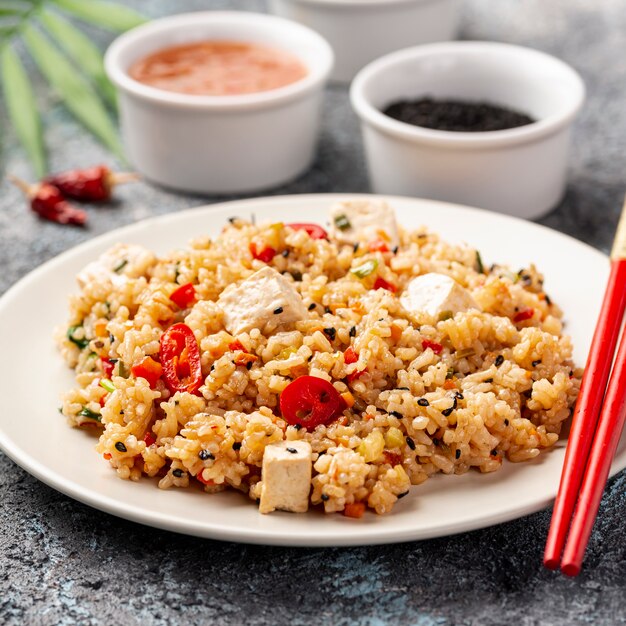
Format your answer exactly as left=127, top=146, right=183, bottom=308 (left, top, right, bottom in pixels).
left=129, top=40, right=308, bottom=96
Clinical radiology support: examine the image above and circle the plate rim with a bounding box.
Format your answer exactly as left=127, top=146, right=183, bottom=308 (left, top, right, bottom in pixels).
left=0, top=193, right=617, bottom=547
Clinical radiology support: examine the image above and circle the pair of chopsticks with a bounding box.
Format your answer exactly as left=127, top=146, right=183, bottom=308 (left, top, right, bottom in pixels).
left=544, top=198, right=626, bottom=576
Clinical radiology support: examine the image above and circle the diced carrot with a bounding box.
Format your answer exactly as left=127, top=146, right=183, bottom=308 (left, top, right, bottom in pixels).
left=103, top=453, right=112, bottom=460
left=390, top=324, right=402, bottom=342
left=94, top=319, right=108, bottom=337
left=340, top=391, right=355, bottom=408
left=228, top=340, right=245, bottom=352
left=234, top=352, right=258, bottom=366
left=344, top=502, right=366, bottom=518
left=443, top=379, right=457, bottom=390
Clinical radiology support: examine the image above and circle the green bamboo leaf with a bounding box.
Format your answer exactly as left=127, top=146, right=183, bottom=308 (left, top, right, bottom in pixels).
left=51, top=0, right=146, bottom=32
left=0, top=44, right=46, bottom=176
left=22, top=24, right=124, bottom=161
left=39, top=10, right=117, bottom=108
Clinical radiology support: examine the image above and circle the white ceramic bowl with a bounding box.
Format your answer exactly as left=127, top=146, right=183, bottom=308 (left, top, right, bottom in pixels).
left=105, top=12, right=333, bottom=194
left=268, top=0, right=458, bottom=83
left=350, top=42, right=585, bottom=219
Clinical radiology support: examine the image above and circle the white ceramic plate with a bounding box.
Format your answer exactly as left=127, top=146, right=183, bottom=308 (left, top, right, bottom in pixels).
left=0, top=194, right=622, bottom=546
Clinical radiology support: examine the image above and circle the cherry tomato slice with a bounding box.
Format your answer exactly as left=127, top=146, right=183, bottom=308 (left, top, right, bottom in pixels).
left=169, top=283, right=196, bottom=308
left=159, top=323, right=203, bottom=395
left=279, top=376, right=347, bottom=428
left=286, top=223, right=329, bottom=240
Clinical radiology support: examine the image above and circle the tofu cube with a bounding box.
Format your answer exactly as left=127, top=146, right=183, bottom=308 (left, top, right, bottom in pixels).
left=329, top=200, right=400, bottom=248
left=259, top=440, right=313, bottom=514
left=77, top=243, right=155, bottom=289
left=400, top=273, right=479, bottom=318
left=217, top=266, right=307, bottom=336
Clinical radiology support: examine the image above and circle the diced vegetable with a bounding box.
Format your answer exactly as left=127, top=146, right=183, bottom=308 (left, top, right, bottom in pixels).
left=476, top=250, right=485, bottom=274
left=514, top=308, right=535, bottom=323
left=351, top=259, right=378, bottom=279
left=343, top=502, right=366, bottom=518
left=99, top=379, right=115, bottom=393
left=131, top=356, right=163, bottom=389
left=169, top=282, right=196, bottom=309
left=422, top=339, right=443, bottom=355
left=143, top=431, right=156, bottom=446
left=113, top=259, right=127, bottom=273
left=373, top=277, right=397, bottom=293
left=78, top=406, right=101, bottom=421
left=368, top=239, right=390, bottom=253
left=67, top=325, right=89, bottom=349
left=279, top=375, right=347, bottom=428
left=249, top=242, right=276, bottom=263
left=101, top=357, right=115, bottom=377
left=334, top=214, right=351, bottom=231
left=438, top=310, right=453, bottom=321
left=357, top=430, right=384, bottom=462
left=286, top=223, right=328, bottom=240
left=385, top=427, right=405, bottom=449
left=159, top=323, right=203, bottom=395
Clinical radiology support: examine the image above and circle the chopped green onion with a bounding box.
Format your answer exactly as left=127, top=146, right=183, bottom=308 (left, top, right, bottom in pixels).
left=78, top=407, right=102, bottom=421
left=99, top=379, right=115, bottom=393
left=351, top=259, right=379, bottom=279
left=113, top=259, right=127, bottom=273
left=438, top=310, right=453, bottom=321
left=117, top=361, right=130, bottom=378
left=476, top=251, right=485, bottom=274
left=334, top=214, right=352, bottom=231
left=445, top=367, right=455, bottom=380
left=67, top=325, right=89, bottom=349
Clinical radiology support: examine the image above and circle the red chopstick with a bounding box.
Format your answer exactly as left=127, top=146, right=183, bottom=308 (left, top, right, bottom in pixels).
left=560, top=319, right=626, bottom=575
left=544, top=199, right=626, bottom=572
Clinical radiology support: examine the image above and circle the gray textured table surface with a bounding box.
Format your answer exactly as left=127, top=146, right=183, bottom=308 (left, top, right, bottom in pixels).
left=2, top=1, right=626, bottom=624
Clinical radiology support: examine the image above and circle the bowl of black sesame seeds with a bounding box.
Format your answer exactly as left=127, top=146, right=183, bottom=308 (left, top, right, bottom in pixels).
left=350, top=41, right=585, bottom=219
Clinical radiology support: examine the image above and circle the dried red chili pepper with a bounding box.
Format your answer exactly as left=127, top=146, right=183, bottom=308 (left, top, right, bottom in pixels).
left=159, top=323, right=203, bottom=395
left=279, top=375, right=347, bottom=428
left=44, top=165, right=138, bottom=202
left=9, top=175, right=86, bottom=226
left=169, top=283, right=196, bottom=309
left=286, top=223, right=328, bottom=240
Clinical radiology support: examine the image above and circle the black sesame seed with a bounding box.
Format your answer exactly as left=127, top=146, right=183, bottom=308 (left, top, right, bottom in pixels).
left=349, top=326, right=357, bottom=337
left=286, top=447, right=298, bottom=454
left=246, top=361, right=253, bottom=370
left=324, top=306, right=332, bottom=314
left=454, top=392, right=464, bottom=400
left=232, top=442, right=242, bottom=451
left=290, top=271, right=303, bottom=282
left=532, top=359, right=542, bottom=367
left=114, top=442, right=127, bottom=453
left=442, top=407, right=454, bottom=417
left=455, top=449, right=461, bottom=459
left=281, top=249, right=289, bottom=258
left=406, top=437, right=416, bottom=450
left=545, top=294, right=552, bottom=306
left=504, top=419, right=510, bottom=426
left=417, top=398, right=429, bottom=407
left=484, top=378, right=494, bottom=383
left=273, top=307, right=284, bottom=314
left=210, top=364, right=215, bottom=372
left=308, top=302, right=317, bottom=311
left=392, top=246, right=399, bottom=254
left=294, top=424, right=302, bottom=431
left=353, top=243, right=359, bottom=253
left=490, top=449, right=498, bottom=457
left=432, top=438, right=440, bottom=446
left=308, top=355, right=314, bottom=362
left=495, top=355, right=505, bottom=367
left=119, top=410, right=124, bottom=415
left=173, top=468, right=184, bottom=478
left=256, top=498, right=261, bottom=504
left=321, top=494, right=330, bottom=501
left=390, top=411, right=403, bottom=418
left=323, top=327, right=337, bottom=341
left=397, top=387, right=410, bottom=391
left=569, top=370, right=574, bottom=377
left=397, top=491, right=409, bottom=499
left=227, top=216, right=238, bottom=224
left=199, top=450, right=215, bottom=460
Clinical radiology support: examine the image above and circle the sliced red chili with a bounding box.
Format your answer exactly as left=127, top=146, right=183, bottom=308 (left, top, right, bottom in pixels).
left=101, top=357, right=115, bottom=378
left=159, top=323, right=203, bottom=395
left=368, top=239, right=390, bottom=253
left=249, top=242, right=276, bottom=263
left=373, top=277, right=397, bottom=293
left=286, top=223, right=328, bottom=240
left=131, top=356, right=163, bottom=389
left=344, top=347, right=364, bottom=383
left=196, top=468, right=215, bottom=486
left=169, top=283, right=196, bottom=309
left=422, top=339, right=443, bottom=355
left=143, top=431, right=157, bottom=447
left=279, top=376, right=347, bottom=428
left=514, top=308, right=535, bottom=323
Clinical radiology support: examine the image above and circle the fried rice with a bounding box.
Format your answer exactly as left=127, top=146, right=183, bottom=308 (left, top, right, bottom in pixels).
left=57, top=201, right=581, bottom=516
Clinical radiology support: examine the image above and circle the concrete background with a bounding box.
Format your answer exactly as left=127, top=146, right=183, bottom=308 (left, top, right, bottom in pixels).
left=1, top=1, right=625, bottom=624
